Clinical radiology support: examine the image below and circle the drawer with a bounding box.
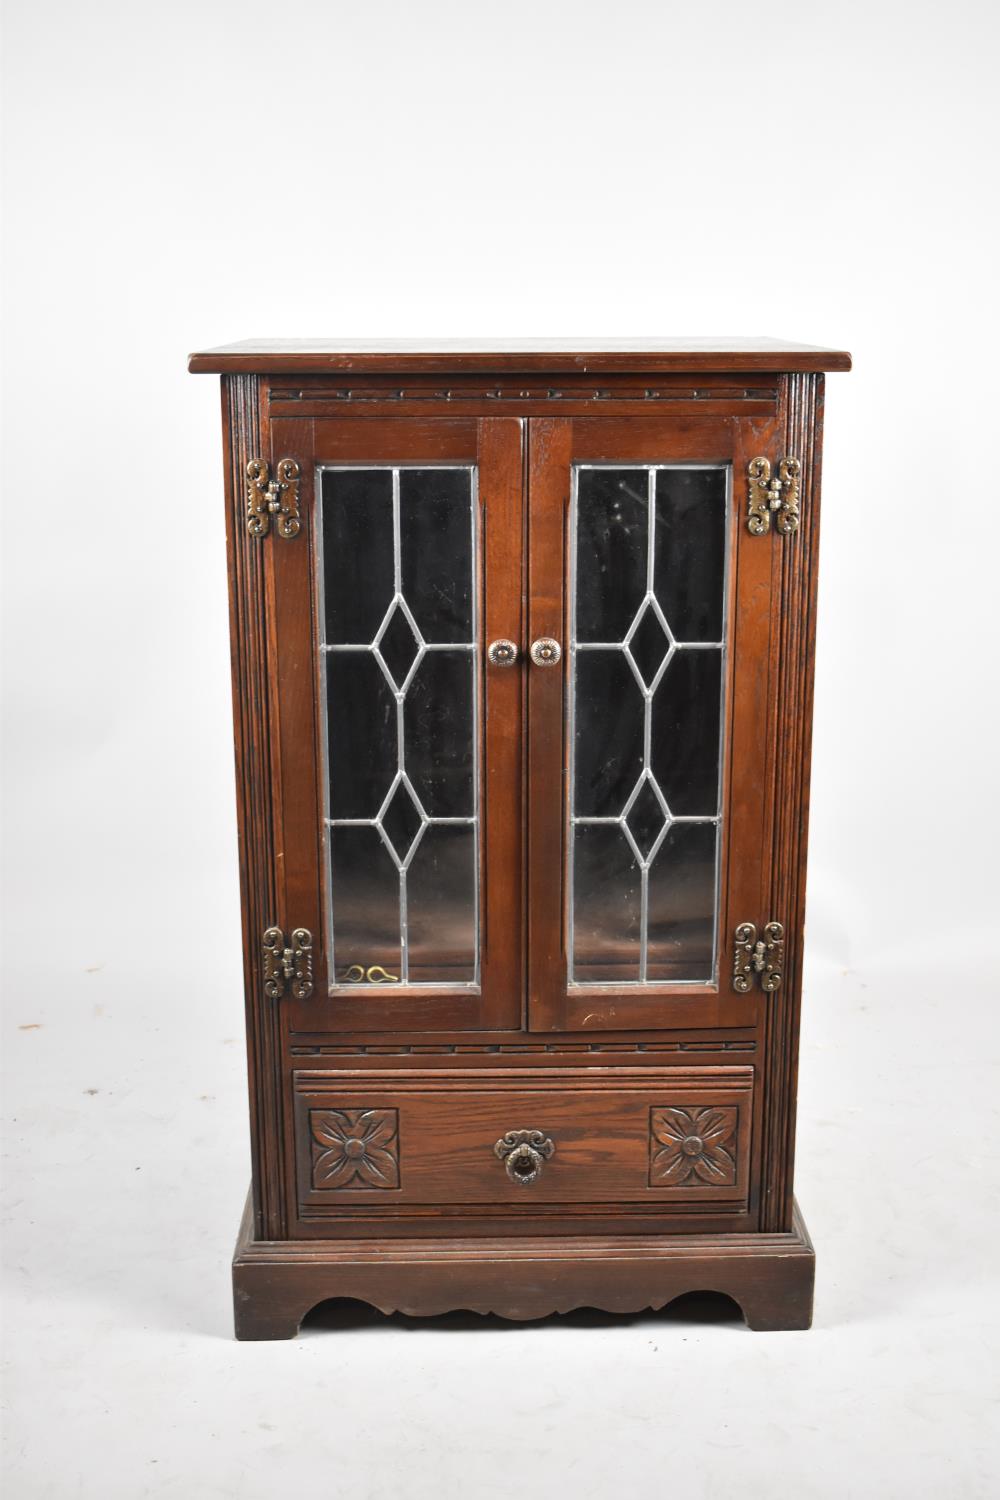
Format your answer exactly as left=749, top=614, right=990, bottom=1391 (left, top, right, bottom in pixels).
left=293, top=1067, right=753, bottom=1211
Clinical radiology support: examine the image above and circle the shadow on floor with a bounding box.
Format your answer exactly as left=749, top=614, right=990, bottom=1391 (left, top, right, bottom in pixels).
left=300, top=1289, right=746, bottom=1336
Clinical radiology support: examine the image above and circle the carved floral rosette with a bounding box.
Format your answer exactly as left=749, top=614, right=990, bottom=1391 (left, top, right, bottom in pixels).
left=649, top=1105, right=738, bottom=1187
left=309, top=1107, right=400, bottom=1190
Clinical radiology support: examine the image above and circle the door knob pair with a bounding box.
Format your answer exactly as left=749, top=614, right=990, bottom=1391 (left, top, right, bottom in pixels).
left=487, top=638, right=561, bottom=668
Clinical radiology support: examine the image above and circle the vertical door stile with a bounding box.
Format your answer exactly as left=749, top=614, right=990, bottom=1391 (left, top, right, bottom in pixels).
left=526, top=419, right=573, bottom=1031
left=267, top=414, right=324, bottom=990
left=726, top=415, right=783, bottom=978
left=478, top=417, right=526, bottom=1024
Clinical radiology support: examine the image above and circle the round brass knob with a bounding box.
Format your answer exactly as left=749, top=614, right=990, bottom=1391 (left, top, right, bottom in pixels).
left=487, top=639, right=519, bottom=668
left=529, top=637, right=562, bottom=667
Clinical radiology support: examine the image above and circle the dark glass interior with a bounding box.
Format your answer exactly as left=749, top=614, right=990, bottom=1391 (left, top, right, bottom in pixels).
left=326, top=653, right=396, bottom=820
left=400, top=469, right=474, bottom=643
left=329, top=826, right=401, bottom=982
left=403, top=650, right=474, bottom=817
left=651, top=650, right=723, bottom=816
left=406, top=826, right=478, bottom=984
left=573, top=651, right=643, bottom=818
left=323, top=469, right=394, bottom=645
left=571, top=465, right=728, bottom=985
left=654, top=468, right=727, bottom=641
left=575, top=469, right=648, bottom=641
left=572, top=823, right=641, bottom=985
left=320, top=467, right=478, bottom=987
left=646, top=823, right=718, bottom=982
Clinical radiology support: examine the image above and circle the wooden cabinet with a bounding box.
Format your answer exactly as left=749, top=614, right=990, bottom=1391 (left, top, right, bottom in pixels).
left=189, top=339, right=850, bottom=1338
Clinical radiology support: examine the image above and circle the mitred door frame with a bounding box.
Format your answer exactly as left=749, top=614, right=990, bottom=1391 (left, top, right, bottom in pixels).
left=526, top=414, right=781, bottom=1032
left=267, top=414, right=525, bottom=1034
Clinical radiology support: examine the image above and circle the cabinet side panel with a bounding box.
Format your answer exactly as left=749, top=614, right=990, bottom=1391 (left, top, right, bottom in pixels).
left=759, top=373, right=825, bottom=1232
left=222, top=374, right=287, bottom=1238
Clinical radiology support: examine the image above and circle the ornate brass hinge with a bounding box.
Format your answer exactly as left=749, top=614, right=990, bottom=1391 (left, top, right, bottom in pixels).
left=246, top=458, right=301, bottom=539
left=732, top=921, right=784, bottom=993
left=747, top=457, right=800, bottom=536
left=263, top=926, right=313, bottom=1000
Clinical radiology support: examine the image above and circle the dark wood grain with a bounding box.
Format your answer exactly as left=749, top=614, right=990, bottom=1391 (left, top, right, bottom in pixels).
left=477, top=419, right=526, bottom=1024
left=291, top=1066, right=753, bottom=1208
left=232, top=1192, right=815, bottom=1338
left=758, top=374, right=825, bottom=1232
left=202, top=342, right=847, bottom=1336
left=222, top=374, right=288, bottom=1239
left=191, top=338, right=851, bottom=375
left=525, top=417, right=571, bottom=1030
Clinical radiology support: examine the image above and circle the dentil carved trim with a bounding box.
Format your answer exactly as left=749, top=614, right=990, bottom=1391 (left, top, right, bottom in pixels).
left=287, top=1040, right=757, bottom=1057
left=309, top=1108, right=400, bottom=1190
left=649, top=1106, right=738, bottom=1187
left=270, top=383, right=778, bottom=407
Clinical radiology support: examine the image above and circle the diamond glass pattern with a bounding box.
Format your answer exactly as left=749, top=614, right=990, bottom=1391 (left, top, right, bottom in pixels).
left=624, top=775, right=669, bottom=861
left=320, top=467, right=479, bottom=988
left=376, top=601, right=422, bottom=693
left=570, top=465, right=728, bottom=986
left=379, top=776, right=425, bottom=866
left=626, top=599, right=673, bottom=691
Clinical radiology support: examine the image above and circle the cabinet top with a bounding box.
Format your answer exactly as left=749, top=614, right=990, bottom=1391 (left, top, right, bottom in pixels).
left=187, top=337, right=852, bottom=375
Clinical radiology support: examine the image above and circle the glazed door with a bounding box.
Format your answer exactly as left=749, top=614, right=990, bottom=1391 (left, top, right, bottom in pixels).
left=270, top=416, right=523, bottom=1032
left=526, top=416, right=779, bottom=1031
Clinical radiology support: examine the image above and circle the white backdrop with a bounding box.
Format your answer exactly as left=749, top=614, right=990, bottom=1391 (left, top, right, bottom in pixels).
left=3, top=2, right=998, bottom=1497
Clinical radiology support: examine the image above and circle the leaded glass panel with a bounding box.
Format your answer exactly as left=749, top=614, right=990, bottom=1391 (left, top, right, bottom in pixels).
left=569, top=465, right=729, bottom=986
left=319, top=466, right=479, bottom=989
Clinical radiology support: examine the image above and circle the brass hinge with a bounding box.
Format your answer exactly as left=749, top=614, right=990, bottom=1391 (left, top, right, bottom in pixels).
left=263, top=926, right=313, bottom=1000
left=747, top=457, right=800, bottom=536
left=732, top=921, right=784, bottom=992
left=246, top=458, right=301, bottom=539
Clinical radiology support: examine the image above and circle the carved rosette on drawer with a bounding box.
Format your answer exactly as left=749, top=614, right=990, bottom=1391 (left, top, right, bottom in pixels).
left=308, top=1108, right=400, bottom=1190
left=649, top=1106, right=739, bottom=1188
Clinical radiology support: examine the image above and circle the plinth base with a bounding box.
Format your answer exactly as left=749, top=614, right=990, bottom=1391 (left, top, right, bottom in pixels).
left=232, top=1194, right=815, bottom=1339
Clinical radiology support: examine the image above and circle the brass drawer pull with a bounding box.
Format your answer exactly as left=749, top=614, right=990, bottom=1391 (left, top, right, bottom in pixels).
left=494, top=1129, right=555, bottom=1186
